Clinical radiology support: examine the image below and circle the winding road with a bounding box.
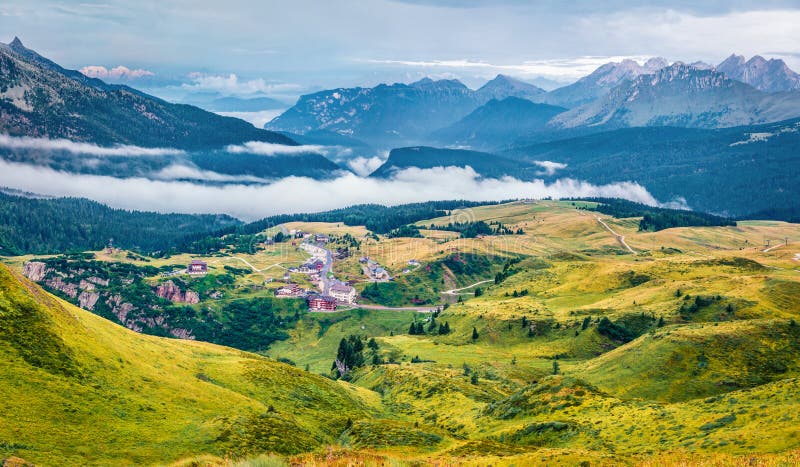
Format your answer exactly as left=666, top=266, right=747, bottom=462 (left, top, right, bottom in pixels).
left=595, top=216, right=637, bottom=255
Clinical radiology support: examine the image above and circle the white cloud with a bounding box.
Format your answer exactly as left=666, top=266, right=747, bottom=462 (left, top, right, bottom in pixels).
left=532, top=160, right=567, bottom=176
left=150, top=164, right=270, bottom=183
left=182, top=73, right=302, bottom=97
left=0, top=134, right=183, bottom=156
left=347, top=156, right=386, bottom=176
left=80, top=65, right=154, bottom=80
left=0, top=161, right=660, bottom=221
left=224, top=141, right=327, bottom=156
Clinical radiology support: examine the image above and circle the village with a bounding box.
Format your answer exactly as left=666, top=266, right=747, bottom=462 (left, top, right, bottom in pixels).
left=272, top=229, right=373, bottom=312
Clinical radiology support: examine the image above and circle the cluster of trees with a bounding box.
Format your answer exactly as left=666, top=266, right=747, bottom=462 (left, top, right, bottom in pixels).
left=679, top=294, right=724, bottom=319
left=426, top=220, right=523, bottom=238
left=575, top=198, right=736, bottom=232
left=505, top=289, right=529, bottom=298
left=409, top=316, right=451, bottom=335
left=0, top=193, right=241, bottom=255
left=331, top=336, right=381, bottom=379
left=386, top=225, right=423, bottom=238
left=494, top=258, right=522, bottom=285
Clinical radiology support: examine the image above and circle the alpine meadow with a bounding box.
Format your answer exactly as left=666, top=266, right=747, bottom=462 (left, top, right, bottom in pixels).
left=1, top=2, right=800, bottom=466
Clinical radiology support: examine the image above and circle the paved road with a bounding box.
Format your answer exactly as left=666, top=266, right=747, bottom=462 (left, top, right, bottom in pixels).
left=343, top=304, right=438, bottom=313
left=596, top=216, right=637, bottom=255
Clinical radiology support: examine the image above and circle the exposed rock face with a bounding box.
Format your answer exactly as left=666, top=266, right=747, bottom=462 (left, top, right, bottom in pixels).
left=169, top=328, right=196, bottom=340
left=78, top=291, right=100, bottom=310
left=79, top=280, right=96, bottom=291
left=184, top=290, right=200, bottom=304
left=44, top=276, right=78, bottom=298
left=86, top=276, right=110, bottom=287
left=155, top=280, right=200, bottom=304
left=22, top=261, right=48, bottom=281
left=106, top=294, right=137, bottom=329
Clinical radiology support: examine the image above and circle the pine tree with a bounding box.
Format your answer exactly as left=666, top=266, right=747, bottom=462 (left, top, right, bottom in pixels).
left=472, top=327, right=479, bottom=340
left=409, top=322, right=417, bottom=335
left=552, top=360, right=560, bottom=375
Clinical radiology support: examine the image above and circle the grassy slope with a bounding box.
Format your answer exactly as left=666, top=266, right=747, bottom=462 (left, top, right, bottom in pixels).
left=0, top=264, right=376, bottom=466
left=4, top=200, right=800, bottom=465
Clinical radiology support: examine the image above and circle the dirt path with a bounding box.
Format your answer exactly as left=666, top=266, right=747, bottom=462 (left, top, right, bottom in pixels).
left=763, top=242, right=788, bottom=253
left=595, top=216, right=637, bottom=255
left=442, top=279, right=494, bottom=296
left=212, top=257, right=287, bottom=273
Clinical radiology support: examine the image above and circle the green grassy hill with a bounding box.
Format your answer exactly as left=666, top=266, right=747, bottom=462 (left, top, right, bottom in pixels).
left=3, top=200, right=800, bottom=465
left=0, top=263, right=375, bottom=465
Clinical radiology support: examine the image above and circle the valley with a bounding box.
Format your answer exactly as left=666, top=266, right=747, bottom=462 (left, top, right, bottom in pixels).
left=2, top=6, right=800, bottom=464
left=3, top=200, right=799, bottom=465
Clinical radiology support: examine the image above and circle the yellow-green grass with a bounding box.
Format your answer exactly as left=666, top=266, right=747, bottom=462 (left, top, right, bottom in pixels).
left=577, top=319, right=800, bottom=401
left=266, top=308, right=429, bottom=374
left=0, top=264, right=375, bottom=466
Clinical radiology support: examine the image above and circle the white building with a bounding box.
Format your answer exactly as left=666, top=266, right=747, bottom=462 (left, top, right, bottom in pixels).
left=329, top=282, right=357, bottom=304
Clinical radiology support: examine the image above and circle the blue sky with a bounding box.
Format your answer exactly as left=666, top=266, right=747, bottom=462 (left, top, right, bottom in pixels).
left=3, top=0, right=800, bottom=102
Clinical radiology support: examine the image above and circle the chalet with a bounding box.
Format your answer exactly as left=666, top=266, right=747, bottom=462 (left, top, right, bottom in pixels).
left=307, top=294, right=337, bottom=311
left=275, top=284, right=303, bottom=298
left=329, top=282, right=357, bottom=304
left=186, top=260, right=208, bottom=275
left=371, top=266, right=389, bottom=280
left=315, top=234, right=330, bottom=244
left=408, top=259, right=420, bottom=267
left=299, top=259, right=325, bottom=274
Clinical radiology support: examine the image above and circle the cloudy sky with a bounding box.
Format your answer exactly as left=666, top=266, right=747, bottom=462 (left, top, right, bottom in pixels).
left=2, top=0, right=800, bottom=101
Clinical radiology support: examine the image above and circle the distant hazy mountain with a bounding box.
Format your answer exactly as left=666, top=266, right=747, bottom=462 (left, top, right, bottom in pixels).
left=370, top=146, right=541, bottom=180
left=504, top=118, right=800, bottom=217
left=266, top=78, right=485, bottom=148
left=181, top=93, right=287, bottom=112
left=716, top=54, right=800, bottom=93
left=266, top=75, right=548, bottom=148
left=550, top=63, right=800, bottom=130
left=430, top=97, right=567, bottom=150
left=0, top=37, right=294, bottom=149
left=474, top=74, right=546, bottom=102
left=543, top=57, right=669, bottom=108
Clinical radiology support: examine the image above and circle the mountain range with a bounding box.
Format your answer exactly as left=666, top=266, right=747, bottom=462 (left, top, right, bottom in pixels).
left=265, top=74, right=545, bottom=148
left=550, top=63, right=800, bottom=130
left=717, top=54, right=800, bottom=93
left=266, top=55, right=800, bottom=150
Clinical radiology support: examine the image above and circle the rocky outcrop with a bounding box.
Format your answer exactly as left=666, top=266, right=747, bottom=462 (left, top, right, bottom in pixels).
left=155, top=280, right=200, bottom=304
left=169, top=328, right=195, bottom=340
left=185, top=290, right=200, bottom=304
left=78, top=291, right=100, bottom=311
left=22, top=261, right=48, bottom=281
left=106, top=294, right=137, bottom=329
left=79, top=279, right=96, bottom=291
left=44, top=276, right=78, bottom=298
left=86, top=276, right=109, bottom=287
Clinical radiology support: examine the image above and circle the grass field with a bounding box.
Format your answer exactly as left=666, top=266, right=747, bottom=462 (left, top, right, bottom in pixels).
left=3, top=200, right=800, bottom=465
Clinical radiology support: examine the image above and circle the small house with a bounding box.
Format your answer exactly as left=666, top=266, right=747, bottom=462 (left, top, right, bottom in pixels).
left=187, top=260, right=208, bottom=275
